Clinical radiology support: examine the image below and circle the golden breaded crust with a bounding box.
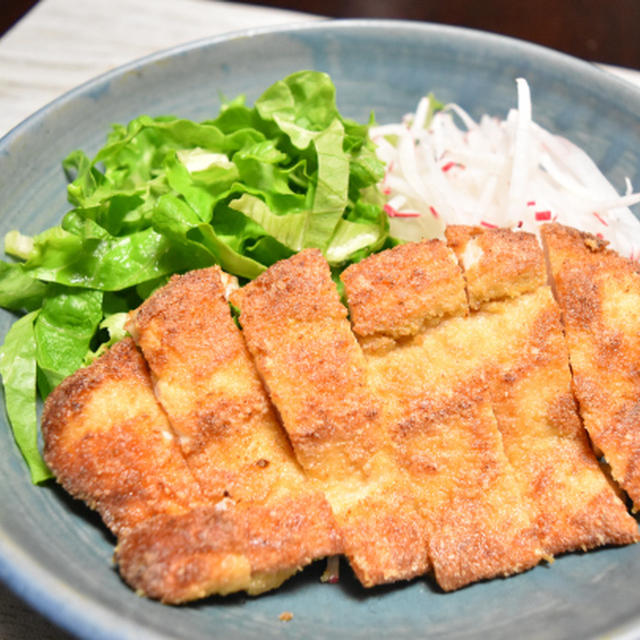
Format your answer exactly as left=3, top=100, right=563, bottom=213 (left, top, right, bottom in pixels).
left=337, top=487, right=429, bottom=586
left=117, top=492, right=340, bottom=604
left=127, top=266, right=310, bottom=505
left=340, top=239, right=467, bottom=340
left=344, top=239, right=542, bottom=589
left=447, top=225, right=637, bottom=552
left=475, top=288, right=638, bottom=553
left=429, top=471, right=540, bottom=591
left=366, top=327, right=541, bottom=590
left=446, top=226, right=546, bottom=309
left=541, top=223, right=640, bottom=511
left=128, top=265, right=343, bottom=585
left=42, top=338, right=263, bottom=601
left=117, top=507, right=253, bottom=604
left=232, top=249, right=347, bottom=324
left=42, top=338, right=201, bottom=537
left=231, top=251, right=380, bottom=481
left=43, top=332, right=341, bottom=602
left=412, top=382, right=541, bottom=590
left=541, top=222, right=613, bottom=272
left=233, top=249, right=430, bottom=586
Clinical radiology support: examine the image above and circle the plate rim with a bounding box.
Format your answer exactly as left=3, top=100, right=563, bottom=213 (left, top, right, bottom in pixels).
left=3, top=17, right=640, bottom=147
left=2, top=17, right=640, bottom=640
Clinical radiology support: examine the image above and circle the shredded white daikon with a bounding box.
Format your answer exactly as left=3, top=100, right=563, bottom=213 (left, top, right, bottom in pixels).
left=371, top=78, right=640, bottom=259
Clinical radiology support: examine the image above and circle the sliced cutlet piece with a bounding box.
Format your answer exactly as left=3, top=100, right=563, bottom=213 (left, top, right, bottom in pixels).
left=116, top=490, right=339, bottom=602
left=341, top=239, right=541, bottom=591
left=232, top=250, right=429, bottom=587
left=126, top=267, right=300, bottom=505
left=126, top=267, right=341, bottom=578
left=343, top=238, right=467, bottom=347
left=126, top=267, right=334, bottom=508
left=446, top=225, right=545, bottom=309
left=42, top=337, right=201, bottom=538
left=541, top=223, right=640, bottom=512
left=42, top=338, right=290, bottom=602
left=448, top=225, right=638, bottom=552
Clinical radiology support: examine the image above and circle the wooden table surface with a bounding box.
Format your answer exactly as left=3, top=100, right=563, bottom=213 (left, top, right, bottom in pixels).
left=0, top=1, right=638, bottom=638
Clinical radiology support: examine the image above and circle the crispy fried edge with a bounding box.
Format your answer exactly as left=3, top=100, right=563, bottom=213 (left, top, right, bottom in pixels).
left=41, top=337, right=200, bottom=537
left=340, top=239, right=467, bottom=339
left=445, top=225, right=546, bottom=309
left=541, top=222, right=640, bottom=510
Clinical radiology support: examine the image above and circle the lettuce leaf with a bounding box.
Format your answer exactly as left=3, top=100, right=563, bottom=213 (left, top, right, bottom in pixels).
left=0, top=262, right=47, bottom=312
left=0, top=70, right=390, bottom=482
left=0, top=311, right=51, bottom=483
left=34, top=285, right=104, bottom=397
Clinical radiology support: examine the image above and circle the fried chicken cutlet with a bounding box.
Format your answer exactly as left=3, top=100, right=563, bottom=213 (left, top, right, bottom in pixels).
left=542, top=223, right=640, bottom=512
left=42, top=338, right=200, bottom=537
left=41, top=339, right=271, bottom=601
left=232, top=250, right=430, bottom=587
left=126, top=267, right=341, bottom=581
left=127, top=268, right=329, bottom=508
left=446, top=226, right=638, bottom=554
left=43, top=337, right=339, bottom=603
left=341, top=240, right=542, bottom=591
left=41, top=222, right=640, bottom=602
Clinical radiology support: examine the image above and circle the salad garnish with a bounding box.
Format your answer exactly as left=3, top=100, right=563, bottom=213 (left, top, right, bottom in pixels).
left=371, top=78, right=640, bottom=257
left=0, top=71, right=390, bottom=482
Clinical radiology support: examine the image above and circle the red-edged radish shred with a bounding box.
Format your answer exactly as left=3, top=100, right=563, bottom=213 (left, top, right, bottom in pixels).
left=593, top=212, right=609, bottom=226
left=369, top=78, right=640, bottom=257
left=384, top=204, right=420, bottom=218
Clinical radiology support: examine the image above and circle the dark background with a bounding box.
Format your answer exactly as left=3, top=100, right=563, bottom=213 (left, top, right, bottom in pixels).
left=1, top=0, right=38, bottom=35
left=6, top=0, right=639, bottom=70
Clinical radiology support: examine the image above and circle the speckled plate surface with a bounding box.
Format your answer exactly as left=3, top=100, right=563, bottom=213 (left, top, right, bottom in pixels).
left=1, top=19, right=640, bottom=640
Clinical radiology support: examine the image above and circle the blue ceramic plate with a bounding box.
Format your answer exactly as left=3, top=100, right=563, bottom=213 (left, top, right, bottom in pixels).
left=1, top=19, right=640, bottom=640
